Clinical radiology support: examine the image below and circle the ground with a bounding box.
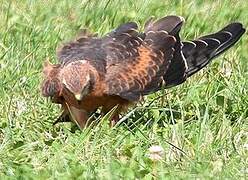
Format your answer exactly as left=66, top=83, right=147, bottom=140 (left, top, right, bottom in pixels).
left=0, top=0, right=247, bottom=179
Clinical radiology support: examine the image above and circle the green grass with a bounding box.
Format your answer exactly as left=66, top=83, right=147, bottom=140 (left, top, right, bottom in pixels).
left=0, top=0, right=247, bottom=179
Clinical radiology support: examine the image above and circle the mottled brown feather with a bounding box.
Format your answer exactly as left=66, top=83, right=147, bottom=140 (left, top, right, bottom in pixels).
left=105, top=32, right=176, bottom=101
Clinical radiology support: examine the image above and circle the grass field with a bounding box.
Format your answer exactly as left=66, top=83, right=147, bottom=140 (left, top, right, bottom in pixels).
left=0, top=0, right=247, bottom=179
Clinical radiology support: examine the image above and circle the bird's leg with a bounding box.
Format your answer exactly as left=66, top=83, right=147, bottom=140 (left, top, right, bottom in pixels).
left=52, top=102, right=70, bottom=125
left=110, top=114, right=120, bottom=127
left=67, top=105, right=89, bottom=129
left=53, top=111, right=71, bottom=125
left=101, top=106, right=121, bottom=127
left=53, top=104, right=93, bottom=129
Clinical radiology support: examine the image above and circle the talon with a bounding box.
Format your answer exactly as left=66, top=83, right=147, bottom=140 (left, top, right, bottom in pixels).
left=53, top=113, right=70, bottom=125
left=110, top=115, right=120, bottom=127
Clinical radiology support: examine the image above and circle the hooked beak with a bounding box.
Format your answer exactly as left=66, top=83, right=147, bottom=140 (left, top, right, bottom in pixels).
left=74, top=83, right=90, bottom=101
left=75, top=94, right=83, bottom=101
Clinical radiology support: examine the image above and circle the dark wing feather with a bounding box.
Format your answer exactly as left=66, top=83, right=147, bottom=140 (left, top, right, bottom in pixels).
left=145, top=15, right=184, bottom=35
left=140, top=15, right=189, bottom=88
left=108, top=22, right=138, bottom=37
left=150, top=16, right=187, bottom=88
left=104, top=21, right=176, bottom=101
left=103, top=22, right=142, bottom=66
left=57, top=35, right=107, bottom=74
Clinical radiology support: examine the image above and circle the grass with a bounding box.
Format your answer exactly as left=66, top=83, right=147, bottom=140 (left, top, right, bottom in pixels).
left=0, top=0, right=247, bottom=179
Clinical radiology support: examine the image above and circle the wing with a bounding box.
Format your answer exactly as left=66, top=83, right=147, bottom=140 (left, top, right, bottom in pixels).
left=103, top=21, right=176, bottom=101
left=144, top=16, right=187, bottom=88
left=103, top=22, right=142, bottom=66
left=56, top=30, right=107, bottom=74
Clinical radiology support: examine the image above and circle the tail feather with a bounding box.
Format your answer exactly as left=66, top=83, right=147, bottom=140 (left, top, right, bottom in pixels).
left=184, top=23, right=245, bottom=77
left=183, top=39, right=220, bottom=76
left=211, top=23, right=245, bottom=58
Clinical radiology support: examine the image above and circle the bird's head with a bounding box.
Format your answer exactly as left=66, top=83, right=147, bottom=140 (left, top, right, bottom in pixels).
left=60, top=60, right=94, bottom=101
left=41, top=59, right=62, bottom=98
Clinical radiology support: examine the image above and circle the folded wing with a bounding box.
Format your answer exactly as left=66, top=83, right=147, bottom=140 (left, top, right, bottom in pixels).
left=104, top=21, right=176, bottom=101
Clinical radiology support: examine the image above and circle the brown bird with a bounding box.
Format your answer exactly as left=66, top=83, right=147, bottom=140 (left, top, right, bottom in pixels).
left=41, top=16, right=245, bottom=129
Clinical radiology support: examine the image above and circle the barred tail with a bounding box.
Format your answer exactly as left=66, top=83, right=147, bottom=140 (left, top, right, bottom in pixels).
left=183, top=23, right=245, bottom=77
left=163, top=21, right=245, bottom=88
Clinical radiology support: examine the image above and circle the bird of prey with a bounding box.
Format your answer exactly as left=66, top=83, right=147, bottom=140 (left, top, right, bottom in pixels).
left=41, top=15, right=245, bottom=129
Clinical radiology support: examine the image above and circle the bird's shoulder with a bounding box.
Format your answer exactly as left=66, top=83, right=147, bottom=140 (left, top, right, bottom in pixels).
left=57, top=30, right=107, bottom=74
